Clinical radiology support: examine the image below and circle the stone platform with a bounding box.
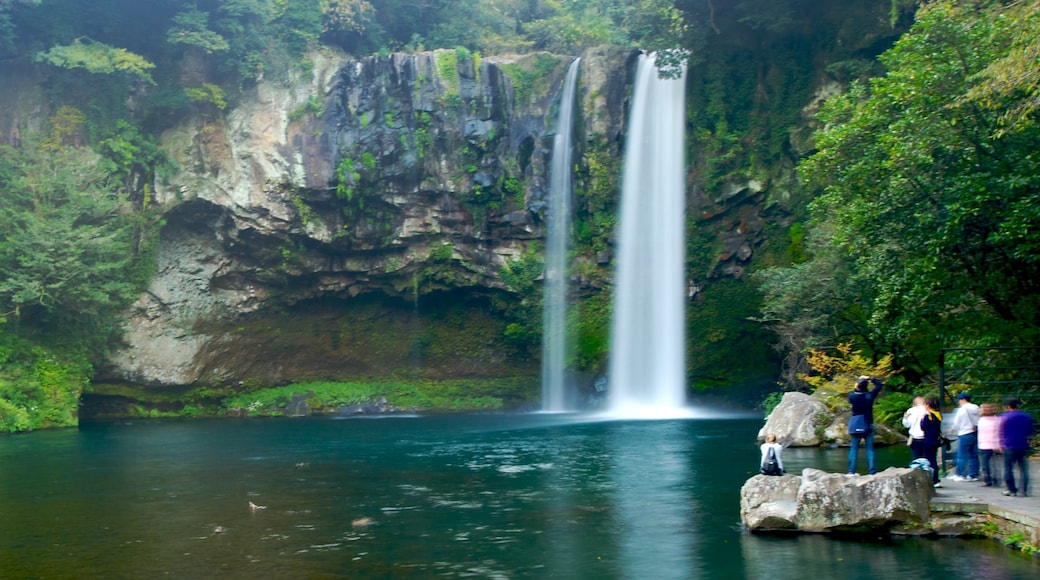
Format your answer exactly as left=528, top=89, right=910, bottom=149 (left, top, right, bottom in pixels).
left=928, top=459, right=1040, bottom=546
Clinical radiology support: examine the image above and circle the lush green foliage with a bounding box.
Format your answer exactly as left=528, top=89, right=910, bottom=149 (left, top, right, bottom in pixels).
left=0, top=0, right=955, bottom=427
left=222, top=378, right=536, bottom=415
left=687, top=278, right=779, bottom=388
left=0, top=334, right=90, bottom=432
left=0, top=143, right=140, bottom=329
left=760, top=0, right=1040, bottom=384
left=36, top=38, right=156, bottom=83
left=796, top=344, right=914, bottom=428
left=497, top=247, right=544, bottom=350
left=0, top=124, right=161, bottom=432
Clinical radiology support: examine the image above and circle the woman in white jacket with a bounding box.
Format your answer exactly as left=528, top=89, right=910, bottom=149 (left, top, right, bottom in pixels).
left=760, top=433, right=785, bottom=475
left=903, top=395, right=926, bottom=442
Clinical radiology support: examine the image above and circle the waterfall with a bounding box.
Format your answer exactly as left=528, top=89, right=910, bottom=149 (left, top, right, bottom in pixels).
left=541, top=58, right=581, bottom=412
left=608, top=53, right=688, bottom=416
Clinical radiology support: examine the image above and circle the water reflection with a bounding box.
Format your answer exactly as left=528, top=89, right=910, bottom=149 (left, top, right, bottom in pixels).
left=609, top=421, right=698, bottom=578
left=739, top=533, right=1031, bottom=580
left=1, top=416, right=1038, bottom=578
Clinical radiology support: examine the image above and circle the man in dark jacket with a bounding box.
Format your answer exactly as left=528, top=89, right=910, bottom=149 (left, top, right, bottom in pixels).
left=847, top=375, right=883, bottom=475
left=1001, top=397, right=1036, bottom=497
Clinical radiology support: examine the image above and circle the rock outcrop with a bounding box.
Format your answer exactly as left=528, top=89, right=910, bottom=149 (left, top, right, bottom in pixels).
left=102, top=48, right=636, bottom=387
left=758, top=392, right=831, bottom=446
left=823, top=416, right=906, bottom=447
left=760, top=391, right=905, bottom=447
left=741, top=467, right=935, bottom=533
left=739, top=473, right=801, bottom=531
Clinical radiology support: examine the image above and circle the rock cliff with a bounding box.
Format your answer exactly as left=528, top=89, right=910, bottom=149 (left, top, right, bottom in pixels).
left=101, top=47, right=635, bottom=387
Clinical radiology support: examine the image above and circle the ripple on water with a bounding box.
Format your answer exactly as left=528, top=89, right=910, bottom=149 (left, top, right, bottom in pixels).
left=308, top=542, right=342, bottom=551
left=432, top=498, right=483, bottom=509
left=380, top=505, right=419, bottom=512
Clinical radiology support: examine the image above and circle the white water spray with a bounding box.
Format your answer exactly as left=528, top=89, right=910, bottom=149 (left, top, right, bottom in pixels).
left=541, top=58, right=581, bottom=412
left=608, top=53, right=688, bottom=417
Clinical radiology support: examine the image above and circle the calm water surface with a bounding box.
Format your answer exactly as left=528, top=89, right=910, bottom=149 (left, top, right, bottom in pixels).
left=1, top=414, right=1037, bottom=578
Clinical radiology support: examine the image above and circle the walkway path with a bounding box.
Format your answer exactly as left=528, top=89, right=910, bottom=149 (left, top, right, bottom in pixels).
left=930, top=459, right=1040, bottom=545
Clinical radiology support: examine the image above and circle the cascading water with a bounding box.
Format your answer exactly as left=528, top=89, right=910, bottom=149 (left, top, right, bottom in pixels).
left=541, top=58, right=581, bottom=412
left=608, top=53, right=688, bottom=417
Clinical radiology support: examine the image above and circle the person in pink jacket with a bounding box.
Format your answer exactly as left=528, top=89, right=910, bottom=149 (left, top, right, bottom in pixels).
left=976, top=402, right=1002, bottom=487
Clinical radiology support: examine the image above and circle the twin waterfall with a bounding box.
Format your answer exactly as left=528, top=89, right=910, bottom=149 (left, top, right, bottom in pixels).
left=540, top=58, right=581, bottom=412
left=607, top=54, right=688, bottom=416
left=541, top=53, right=688, bottom=417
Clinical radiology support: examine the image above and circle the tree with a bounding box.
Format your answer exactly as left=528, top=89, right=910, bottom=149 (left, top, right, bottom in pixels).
left=167, top=7, right=230, bottom=54
left=754, top=241, right=877, bottom=386
left=36, top=38, right=156, bottom=84
left=962, top=1, right=1040, bottom=136
left=778, top=1, right=1040, bottom=378
left=0, top=143, right=141, bottom=334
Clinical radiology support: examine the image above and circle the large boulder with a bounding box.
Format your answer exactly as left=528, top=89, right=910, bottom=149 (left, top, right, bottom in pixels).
left=758, top=392, right=831, bottom=446
left=824, top=416, right=907, bottom=447
left=741, top=467, right=934, bottom=533
left=740, top=474, right=801, bottom=530
left=796, top=468, right=934, bottom=532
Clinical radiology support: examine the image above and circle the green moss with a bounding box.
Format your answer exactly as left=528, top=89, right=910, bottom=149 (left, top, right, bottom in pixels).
left=574, top=143, right=619, bottom=259
left=687, top=278, right=778, bottom=388
left=0, top=334, right=90, bottom=432
left=435, top=49, right=459, bottom=96
left=222, top=377, right=536, bottom=415
left=786, top=222, right=808, bottom=264
left=501, top=175, right=526, bottom=209
left=500, top=53, right=561, bottom=106
left=415, top=112, right=433, bottom=159
left=574, top=291, right=612, bottom=373
left=336, top=157, right=356, bottom=200
left=361, top=151, right=376, bottom=172
left=288, top=94, right=323, bottom=121
left=430, top=243, right=453, bottom=262
left=497, top=247, right=544, bottom=349
left=287, top=189, right=314, bottom=226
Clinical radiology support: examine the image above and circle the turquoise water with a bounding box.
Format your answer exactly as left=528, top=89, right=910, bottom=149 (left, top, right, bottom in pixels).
left=1, top=415, right=1037, bottom=578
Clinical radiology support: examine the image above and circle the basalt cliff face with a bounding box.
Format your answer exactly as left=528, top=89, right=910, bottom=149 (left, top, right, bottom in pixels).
left=100, top=47, right=635, bottom=387
left=90, top=4, right=899, bottom=391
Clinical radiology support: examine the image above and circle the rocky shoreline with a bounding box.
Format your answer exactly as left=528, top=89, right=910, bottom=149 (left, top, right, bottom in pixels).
left=740, top=460, right=1040, bottom=556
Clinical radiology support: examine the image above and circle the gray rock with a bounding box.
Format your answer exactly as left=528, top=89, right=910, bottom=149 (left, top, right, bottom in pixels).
left=741, top=467, right=935, bottom=533
left=794, top=468, right=934, bottom=532
left=740, top=474, right=801, bottom=530
left=100, top=47, right=637, bottom=387
left=928, top=513, right=987, bottom=537
left=758, top=392, right=831, bottom=447
left=824, top=416, right=906, bottom=447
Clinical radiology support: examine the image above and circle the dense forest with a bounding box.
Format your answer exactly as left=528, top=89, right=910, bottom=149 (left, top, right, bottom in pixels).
left=1, top=0, right=1039, bottom=432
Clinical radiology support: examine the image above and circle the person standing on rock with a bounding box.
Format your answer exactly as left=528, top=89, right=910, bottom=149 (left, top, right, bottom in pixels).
left=950, top=392, right=981, bottom=482
left=847, top=375, right=883, bottom=476
left=1000, top=397, right=1035, bottom=497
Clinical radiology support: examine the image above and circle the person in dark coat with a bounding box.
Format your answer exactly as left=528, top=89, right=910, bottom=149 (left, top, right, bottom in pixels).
left=847, top=376, right=883, bottom=475
left=1000, top=397, right=1036, bottom=497
left=915, top=396, right=944, bottom=487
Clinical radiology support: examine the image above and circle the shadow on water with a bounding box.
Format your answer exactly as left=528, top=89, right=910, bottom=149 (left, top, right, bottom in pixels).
left=1, top=415, right=1038, bottom=578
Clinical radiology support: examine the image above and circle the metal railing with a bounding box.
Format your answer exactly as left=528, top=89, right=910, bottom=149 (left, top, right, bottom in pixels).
left=938, top=346, right=1040, bottom=412
left=937, top=345, right=1040, bottom=471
